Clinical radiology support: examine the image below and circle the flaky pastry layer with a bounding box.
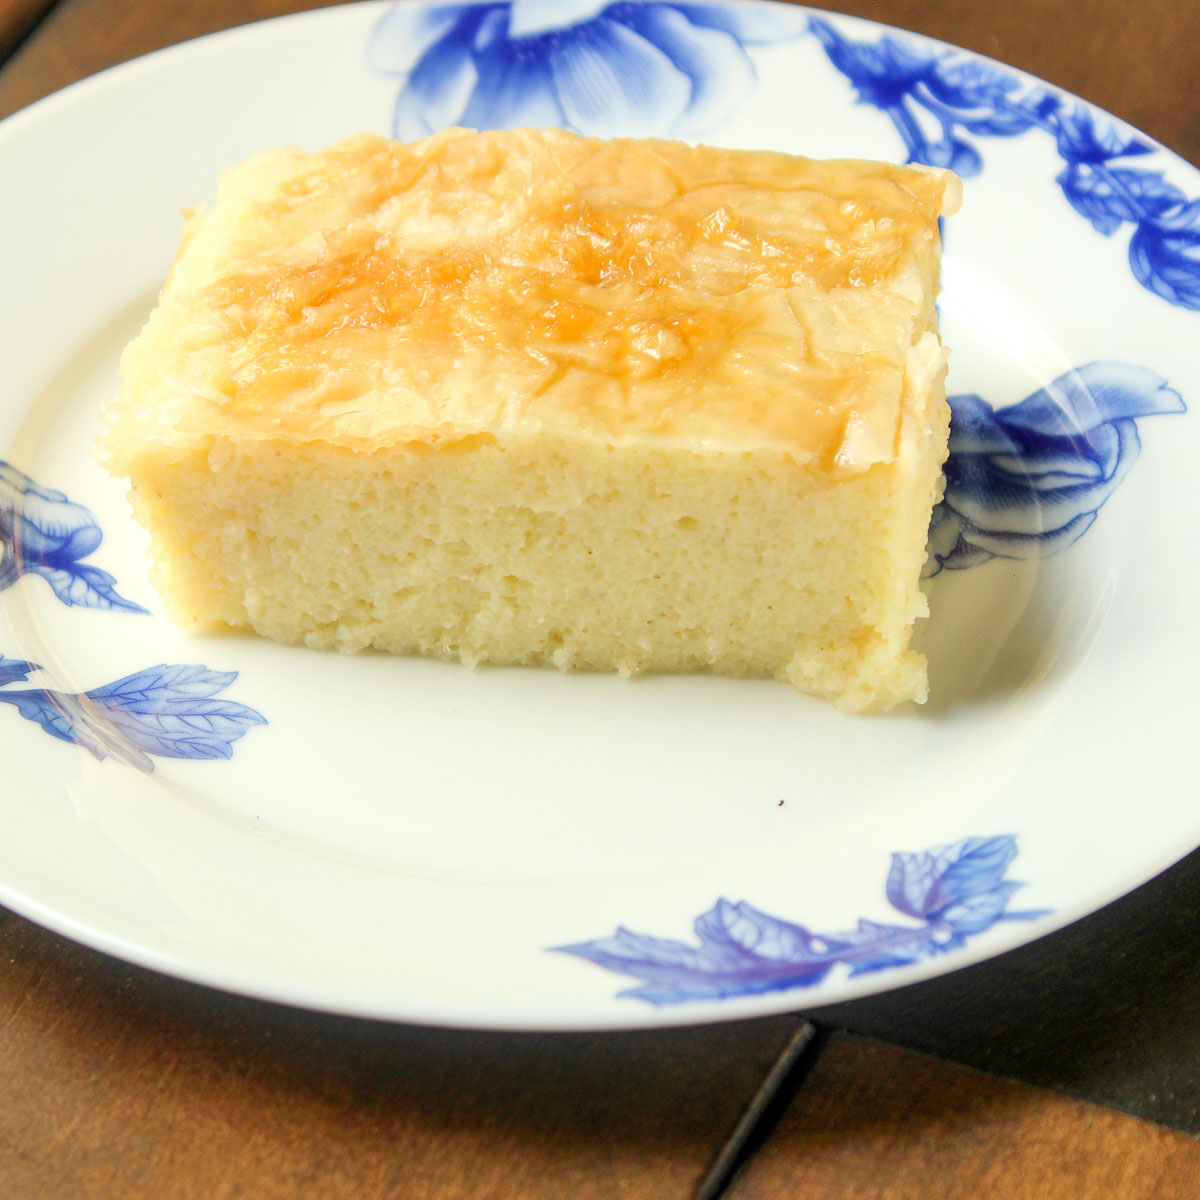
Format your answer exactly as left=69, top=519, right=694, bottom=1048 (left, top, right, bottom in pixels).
left=108, top=127, right=957, bottom=474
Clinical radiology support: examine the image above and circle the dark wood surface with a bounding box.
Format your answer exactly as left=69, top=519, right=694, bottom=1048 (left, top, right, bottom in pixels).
left=730, top=1035, right=1200, bottom=1200
left=3, top=1, right=1199, bottom=1196
left=0, top=915, right=807, bottom=1200
left=0, top=0, right=52, bottom=63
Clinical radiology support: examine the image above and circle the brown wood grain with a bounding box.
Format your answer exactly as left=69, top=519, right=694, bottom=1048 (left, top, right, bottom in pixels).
left=731, top=1034, right=1200, bottom=1200
left=0, top=913, right=805, bottom=1200
left=0, top=0, right=53, bottom=63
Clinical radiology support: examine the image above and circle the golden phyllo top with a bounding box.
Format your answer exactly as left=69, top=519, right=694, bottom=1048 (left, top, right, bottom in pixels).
left=111, top=127, right=959, bottom=473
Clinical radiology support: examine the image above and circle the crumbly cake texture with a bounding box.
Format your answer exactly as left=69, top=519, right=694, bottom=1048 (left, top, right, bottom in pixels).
left=101, top=127, right=959, bottom=712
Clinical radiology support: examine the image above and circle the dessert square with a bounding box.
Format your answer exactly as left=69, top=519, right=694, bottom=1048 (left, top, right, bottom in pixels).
left=101, top=127, right=959, bottom=711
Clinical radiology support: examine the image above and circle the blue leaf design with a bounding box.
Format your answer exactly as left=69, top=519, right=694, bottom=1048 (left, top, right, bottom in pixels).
left=370, top=0, right=804, bottom=139
left=554, top=836, right=1049, bottom=1005
left=0, top=663, right=267, bottom=770
left=34, top=563, right=146, bottom=612
left=0, top=654, right=39, bottom=687
left=810, top=15, right=1200, bottom=310
left=884, top=837, right=1024, bottom=927
left=695, top=898, right=822, bottom=964
left=1060, top=165, right=1186, bottom=236
left=85, top=663, right=239, bottom=710
left=807, top=17, right=932, bottom=108
left=0, top=687, right=92, bottom=747
left=833, top=919, right=950, bottom=976
left=0, top=460, right=148, bottom=613
left=922, top=60, right=1039, bottom=135
left=1053, top=105, right=1152, bottom=164
left=1129, top=203, right=1200, bottom=310
left=558, top=900, right=836, bottom=1004
left=885, top=842, right=957, bottom=919
left=921, top=836, right=1019, bottom=922
left=936, top=882, right=1024, bottom=936
left=928, top=363, right=1186, bottom=575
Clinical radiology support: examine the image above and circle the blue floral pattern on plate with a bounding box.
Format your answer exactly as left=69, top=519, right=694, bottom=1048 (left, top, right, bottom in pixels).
left=931, top=363, right=1186, bottom=573
left=369, top=0, right=805, bottom=138
left=0, top=657, right=267, bottom=772
left=1, top=460, right=147, bottom=612
left=809, top=16, right=1200, bottom=311
left=1, top=463, right=267, bottom=767
left=556, top=834, right=1049, bottom=1004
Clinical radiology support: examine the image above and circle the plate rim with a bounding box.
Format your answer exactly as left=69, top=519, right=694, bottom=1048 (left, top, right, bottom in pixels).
left=2, top=0, right=1197, bottom=1030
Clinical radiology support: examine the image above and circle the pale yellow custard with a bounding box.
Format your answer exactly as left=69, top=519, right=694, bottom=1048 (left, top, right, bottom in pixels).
left=101, top=127, right=959, bottom=711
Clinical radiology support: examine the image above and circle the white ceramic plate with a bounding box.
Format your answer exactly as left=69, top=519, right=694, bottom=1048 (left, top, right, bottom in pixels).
left=2, top=1, right=1197, bottom=1030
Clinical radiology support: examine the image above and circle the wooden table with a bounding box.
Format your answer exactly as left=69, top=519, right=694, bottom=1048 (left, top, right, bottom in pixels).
left=2, top=2, right=1198, bottom=1196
